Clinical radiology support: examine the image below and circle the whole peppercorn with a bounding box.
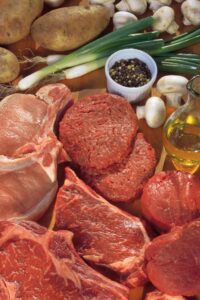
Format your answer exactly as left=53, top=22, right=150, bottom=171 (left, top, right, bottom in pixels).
left=109, top=58, right=151, bottom=87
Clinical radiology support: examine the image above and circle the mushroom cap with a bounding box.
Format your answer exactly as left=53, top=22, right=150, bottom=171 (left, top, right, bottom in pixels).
left=153, top=6, right=175, bottom=31
left=145, top=96, right=166, bottom=128
left=181, top=0, right=200, bottom=26
left=148, top=0, right=172, bottom=12
left=113, top=11, right=138, bottom=29
left=157, top=75, right=189, bottom=95
left=126, top=0, right=147, bottom=15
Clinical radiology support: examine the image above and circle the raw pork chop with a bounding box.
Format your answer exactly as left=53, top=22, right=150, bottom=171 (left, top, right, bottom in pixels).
left=59, top=93, right=138, bottom=171
left=0, top=220, right=129, bottom=300
left=0, top=83, right=72, bottom=156
left=0, top=84, right=73, bottom=221
left=145, top=219, right=200, bottom=296
left=145, top=291, right=186, bottom=300
left=82, top=133, right=156, bottom=202
left=55, top=167, right=150, bottom=288
left=141, top=171, right=200, bottom=231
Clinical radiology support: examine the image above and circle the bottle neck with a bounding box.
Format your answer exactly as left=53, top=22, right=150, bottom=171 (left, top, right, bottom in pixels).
left=187, top=75, right=200, bottom=108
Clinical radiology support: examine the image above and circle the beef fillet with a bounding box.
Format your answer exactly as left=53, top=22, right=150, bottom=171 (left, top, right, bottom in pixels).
left=145, top=219, right=200, bottom=296
left=141, top=171, right=200, bottom=231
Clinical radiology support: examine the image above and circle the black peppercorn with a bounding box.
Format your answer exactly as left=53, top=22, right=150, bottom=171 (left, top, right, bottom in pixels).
left=109, top=58, right=151, bottom=88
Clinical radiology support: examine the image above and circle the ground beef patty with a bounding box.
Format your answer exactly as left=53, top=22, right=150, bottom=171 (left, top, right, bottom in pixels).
left=59, top=93, right=138, bottom=170
left=81, top=133, right=156, bottom=202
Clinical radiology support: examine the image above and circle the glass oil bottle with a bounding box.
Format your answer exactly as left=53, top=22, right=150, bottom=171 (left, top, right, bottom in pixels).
left=163, top=75, right=200, bottom=174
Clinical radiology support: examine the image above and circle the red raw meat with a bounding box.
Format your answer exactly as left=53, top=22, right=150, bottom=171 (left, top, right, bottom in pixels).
left=0, top=220, right=129, bottom=300
left=59, top=93, right=138, bottom=171
left=82, top=133, right=156, bottom=202
left=145, top=219, right=200, bottom=296
left=0, top=84, right=73, bottom=221
left=145, top=291, right=186, bottom=300
left=141, top=171, right=200, bottom=231
left=55, top=167, right=150, bottom=288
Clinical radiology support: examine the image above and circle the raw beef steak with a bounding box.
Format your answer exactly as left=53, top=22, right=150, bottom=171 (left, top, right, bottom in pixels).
left=145, top=219, right=200, bottom=296
left=145, top=291, right=186, bottom=300
left=0, top=84, right=73, bottom=221
left=141, top=171, right=200, bottom=231
left=82, top=133, right=156, bottom=202
left=59, top=93, right=138, bottom=171
left=55, top=167, right=150, bottom=288
left=0, top=220, right=129, bottom=300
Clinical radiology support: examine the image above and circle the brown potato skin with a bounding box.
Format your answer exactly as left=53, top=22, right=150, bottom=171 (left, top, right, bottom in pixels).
left=31, top=5, right=111, bottom=51
left=0, top=0, right=44, bottom=44
left=0, top=47, right=20, bottom=83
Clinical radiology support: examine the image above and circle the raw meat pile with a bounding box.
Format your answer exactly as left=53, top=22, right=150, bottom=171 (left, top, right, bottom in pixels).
left=1, top=85, right=200, bottom=299
left=0, top=220, right=128, bottom=299
left=0, top=84, right=73, bottom=220
left=59, top=93, right=157, bottom=202
left=55, top=167, right=150, bottom=288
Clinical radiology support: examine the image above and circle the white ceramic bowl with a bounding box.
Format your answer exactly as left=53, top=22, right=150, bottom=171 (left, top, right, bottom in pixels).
left=105, top=49, right=158, bottom=103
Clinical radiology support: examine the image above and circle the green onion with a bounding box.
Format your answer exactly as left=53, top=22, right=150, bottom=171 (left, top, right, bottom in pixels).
left=63, top=57, right=107, bottom=79
left=155, top=57, right=200, bottom=66
left=152, top=35, right=200, bottom=54
left=157, top=62, right=200, bottom=75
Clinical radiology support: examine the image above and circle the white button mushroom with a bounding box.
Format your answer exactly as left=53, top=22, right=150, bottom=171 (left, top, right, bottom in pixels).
left=90, top=0, right=115, bottom=17
left=181, top=0, right=200, bottom=26
left=116, top=0, right=147, bottom=16
left=136, top=96, right=166, bottom=128
left=147, top=0, right=172, bottom=12
left=113, top=11, right=138, bottom=29
left=152, top=6, right=179, bottom=34
left=156, top=75, right=189, bottom=108
left=44, top=0, right=65, bottom=7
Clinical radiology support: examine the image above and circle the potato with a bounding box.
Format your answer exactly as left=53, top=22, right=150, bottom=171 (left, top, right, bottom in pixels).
left=0, top=47, right=20, bottom=83
left=31, top=5, right=111, bottom=51
left=0, top=0, right=44, bottom=44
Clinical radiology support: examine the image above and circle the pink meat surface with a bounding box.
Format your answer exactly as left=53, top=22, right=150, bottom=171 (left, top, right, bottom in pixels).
left=141, top=171, right=200, bottom=231
left=0, top=84, right=73, bottom=221
left=0, top=220, right=129, bottom=300
left=145, top=219, right=200, bottom=296
left=82, top=133, right=156, bottom=202
left=55, top=167, right=150, bottom=288
left=145, top=291, right=186, bottom=300
left=0, top=84, right=71, bottom=156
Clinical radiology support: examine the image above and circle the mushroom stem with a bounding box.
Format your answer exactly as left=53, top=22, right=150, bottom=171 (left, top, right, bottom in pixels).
left=136, top=106, right=146, bottom=119
left=165, top=94, right=182, bottom=108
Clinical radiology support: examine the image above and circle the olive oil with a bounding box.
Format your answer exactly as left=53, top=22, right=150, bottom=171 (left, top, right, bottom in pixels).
left=163, top=75, right=200, bottom=174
